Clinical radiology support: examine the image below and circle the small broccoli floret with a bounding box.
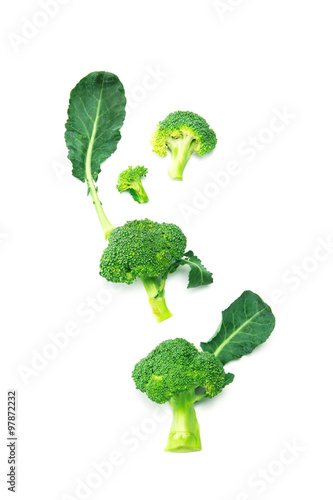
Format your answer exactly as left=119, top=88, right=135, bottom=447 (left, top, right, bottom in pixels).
left=132, top=338, right=225, bottom=452
left=99, top=219, right=187, bottom=322
left=151, top=111, right=217, bottom=180
left=117, top=166, right=149, bottom=204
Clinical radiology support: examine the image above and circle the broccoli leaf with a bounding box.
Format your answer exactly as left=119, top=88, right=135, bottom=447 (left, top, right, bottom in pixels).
left=201, top=291, right=275, bottom=365
left=65, top=71, right=126, bottom=183
left=165, top=251, right=213, bottom=288
left=222, top=372, right=235, bottom=388
left=183, top=251, right=214, bottom=288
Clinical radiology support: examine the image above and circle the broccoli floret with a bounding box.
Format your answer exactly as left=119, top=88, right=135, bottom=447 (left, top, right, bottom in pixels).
left=117, top=166, right=149, bottom=204
left=100, top=219, right=187, bottom=322
left=99, top=218, right=213, bottom=322
left=132, top=291, right=276, bottom=453
left=132, top=338, right=225, bottom=452
left=151, top=111, right=217, bottom=180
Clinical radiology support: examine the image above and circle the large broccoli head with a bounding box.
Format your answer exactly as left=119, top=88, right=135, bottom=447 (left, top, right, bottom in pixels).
left=99, top=219, right=187, bottom=284
left=151, top=111, right=217, bottom=180
left=132, top=338, right=225, bottom=404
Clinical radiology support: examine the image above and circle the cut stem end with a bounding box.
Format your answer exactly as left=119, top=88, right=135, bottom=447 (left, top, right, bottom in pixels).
left=165, top=391, right=202, bottom=453
left=148, top=296, right=173, bottom=323
left=165, top=431, right=202, bottom=453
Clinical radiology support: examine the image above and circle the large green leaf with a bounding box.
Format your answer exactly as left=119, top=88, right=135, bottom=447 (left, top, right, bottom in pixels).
left=201, top=291, right=275, bottom=365
left=65, top=71, right=126, bottom=183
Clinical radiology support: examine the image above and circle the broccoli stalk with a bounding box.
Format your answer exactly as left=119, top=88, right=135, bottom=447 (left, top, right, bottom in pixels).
left=167, top=135, right=197, bottom=180
left=86, top=171, right=115, bottom=239
left=166, top=388, right=202, bottom=452
left=141, top=276, right=172, bottom=322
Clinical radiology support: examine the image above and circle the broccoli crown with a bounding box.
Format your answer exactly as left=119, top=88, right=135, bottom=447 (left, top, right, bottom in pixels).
left=99, top=219, right=187, bottom=284
left=132, top=338, right=225, bottom=404
left=151, top=111, right=217, bottom=157
left=116, top=166, right=148, bottom=193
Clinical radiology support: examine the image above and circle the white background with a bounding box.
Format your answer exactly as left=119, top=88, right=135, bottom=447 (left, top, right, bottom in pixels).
left=1, top=0, right=333, bottom=499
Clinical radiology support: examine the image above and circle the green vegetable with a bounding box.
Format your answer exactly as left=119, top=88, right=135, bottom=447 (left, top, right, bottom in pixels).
left=163, top=250, right=213, bottom=288
left=99, top=219, right=212, bottom=322
left=132, top=291, right=275, bottom=452
left=117, top=166, right=149, bottom=203
left=151, top=111, right=217, bottom=180
left=133, top=338, right=225, bottom=452
left=65, top=72, right=213, bottom=322
left=65, top=71, right=126, bottom=238
left=201, top=290, right=276, bottom=364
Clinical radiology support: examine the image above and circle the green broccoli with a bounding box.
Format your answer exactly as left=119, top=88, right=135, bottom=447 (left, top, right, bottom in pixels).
left=117, top=166, right=149, bottom=204
left=132, top=291, right=276, bottom=452
left=133, top=338, right=225, bottom=452
left=151, top=111, right=217, bottom=180
left=97, top=218, right=212, bottom=322
left=99, top=219, right=213, bottom=322
left=100, top=219, right=188, bottom=322
left=65, top=72, right=213, bottom=323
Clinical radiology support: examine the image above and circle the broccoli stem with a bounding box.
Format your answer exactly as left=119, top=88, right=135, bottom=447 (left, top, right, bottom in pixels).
left=165, top=388, right=202, bottom=452
left=132, top=181, right=149, bottom=203
left=140, top=276, right=173, bottom=322
left=84, top=107, right=115, bottom=239
left=167, top=135, right=197, bottom=180
left=87, top=178, right=115, bottom=239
